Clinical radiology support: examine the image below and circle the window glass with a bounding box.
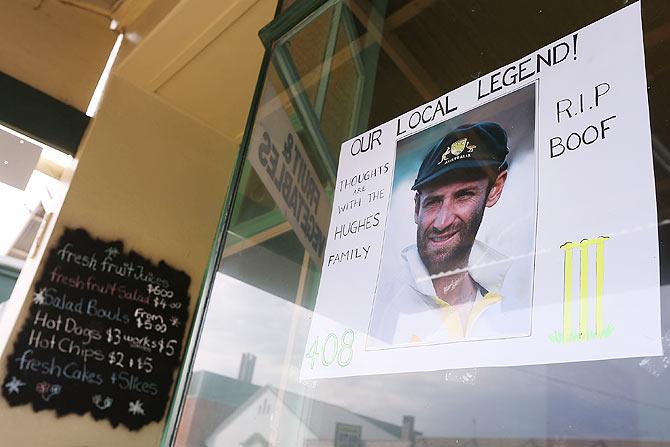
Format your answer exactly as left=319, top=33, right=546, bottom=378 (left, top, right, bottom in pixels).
left=172, top=1, right=670, bottom=446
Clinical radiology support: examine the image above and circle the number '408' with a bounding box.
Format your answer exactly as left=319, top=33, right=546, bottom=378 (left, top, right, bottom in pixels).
left=305, top=329, right=354, bottom=369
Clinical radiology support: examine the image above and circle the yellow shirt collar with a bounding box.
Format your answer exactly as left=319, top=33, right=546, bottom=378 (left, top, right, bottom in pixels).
left=430, top=291, right=503, bottom=339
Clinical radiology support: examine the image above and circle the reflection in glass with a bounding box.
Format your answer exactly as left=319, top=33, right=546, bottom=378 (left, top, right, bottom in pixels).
left=173, top=1, right=670, bottom=446
left=0, top=125, right=73, bottom=317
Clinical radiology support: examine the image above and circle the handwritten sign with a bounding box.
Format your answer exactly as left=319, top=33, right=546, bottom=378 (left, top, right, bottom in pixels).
left=301, top=4, right=661, bottom=379
left=1, top=228, right=190, bottom=430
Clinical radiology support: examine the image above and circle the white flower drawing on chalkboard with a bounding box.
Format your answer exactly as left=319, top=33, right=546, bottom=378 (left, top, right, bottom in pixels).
left=128, top=399, right=145, bottom=416
left=32, top=288, right=46, bottom=305
left=5, top=376, right=25, bottom=394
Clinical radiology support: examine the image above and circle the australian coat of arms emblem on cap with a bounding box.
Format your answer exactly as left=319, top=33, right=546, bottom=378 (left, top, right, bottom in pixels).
left=439, top=138, right=477, bottom=164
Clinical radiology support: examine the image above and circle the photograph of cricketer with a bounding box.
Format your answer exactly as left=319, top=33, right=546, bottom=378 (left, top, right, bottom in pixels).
left=368, top=84, right=537, bottom=348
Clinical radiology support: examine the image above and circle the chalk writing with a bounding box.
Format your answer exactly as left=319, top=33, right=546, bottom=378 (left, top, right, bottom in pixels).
left=92, top=394, right=113, bottom=410
left=2, top=228, right=190, bottom=430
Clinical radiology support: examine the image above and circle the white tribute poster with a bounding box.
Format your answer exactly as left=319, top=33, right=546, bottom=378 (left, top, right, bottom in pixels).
left=301, top=3, right=661, bottom=380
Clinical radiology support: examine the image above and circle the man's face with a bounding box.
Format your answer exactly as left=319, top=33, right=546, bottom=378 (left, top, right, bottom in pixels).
left=414, top=170, right=506, bottom=274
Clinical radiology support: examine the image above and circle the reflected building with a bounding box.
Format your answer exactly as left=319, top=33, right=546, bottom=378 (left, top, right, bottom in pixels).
left=176, top=369, right=417, bottom=447
left=175, top=367, right=668, bottom=447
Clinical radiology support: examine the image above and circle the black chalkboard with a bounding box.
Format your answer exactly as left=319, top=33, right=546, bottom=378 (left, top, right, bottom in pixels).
left=2, top=228, right=191, bottom=430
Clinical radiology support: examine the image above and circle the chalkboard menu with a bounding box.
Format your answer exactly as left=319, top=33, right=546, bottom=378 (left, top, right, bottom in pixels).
left=1, top=228, right=191, bottom=430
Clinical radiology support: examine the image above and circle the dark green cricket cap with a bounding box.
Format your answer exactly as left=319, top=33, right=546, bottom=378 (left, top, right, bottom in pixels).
left=411, top=121, right=509, bottom=191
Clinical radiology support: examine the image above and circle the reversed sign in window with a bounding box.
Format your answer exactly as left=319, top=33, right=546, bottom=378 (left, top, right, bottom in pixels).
left=248, top=84, right=330, bottom=265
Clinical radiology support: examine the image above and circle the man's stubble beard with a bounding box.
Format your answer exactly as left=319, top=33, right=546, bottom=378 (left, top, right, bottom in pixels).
left=417, top=206, right=486, bottom=276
